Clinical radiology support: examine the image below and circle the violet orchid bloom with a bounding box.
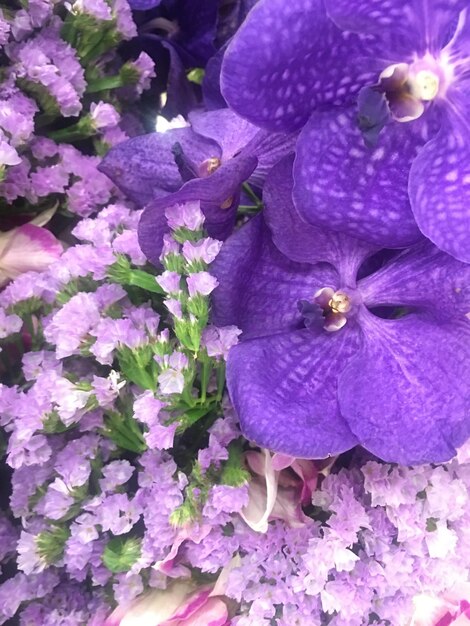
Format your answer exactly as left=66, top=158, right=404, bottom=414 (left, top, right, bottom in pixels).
left=221, top=0, right=470, bottom=262
left=211, top=156, right=470, bottom=465
left=99, top=108, right=295, bottom=264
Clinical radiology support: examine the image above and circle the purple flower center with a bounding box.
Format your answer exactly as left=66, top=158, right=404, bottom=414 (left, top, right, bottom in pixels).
left=377, top=58, right=443, bottom=123
left=299, top=287, right=361, bottom=333
left=199, top=157, right=222, bottom=177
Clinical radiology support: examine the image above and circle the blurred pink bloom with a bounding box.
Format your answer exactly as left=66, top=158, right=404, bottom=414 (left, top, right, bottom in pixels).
left=410, top=583, right=470, bottom=626
left=0, top=210, right=62, bottom=286
left=104, top=558, right=236, bottom=626
left=241, top=448, right=319, bottom=533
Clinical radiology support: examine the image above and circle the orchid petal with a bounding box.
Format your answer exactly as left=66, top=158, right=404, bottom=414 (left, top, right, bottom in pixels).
left=409, top=109, right=470, bottom=262
left=264, top=155, right=376, bottom=279
left=339, top=311, right=470, bottom=464
left=211, top=214, right=339, bottom=340
left=324, top=0, right=465, bottom=56
left=220, top=0, right=377, bottom=132
left=293, top=108, right=424, bottom=248
left=359, top=240, right=470, bottom=321
left=227, top=328, right=360, bottom=459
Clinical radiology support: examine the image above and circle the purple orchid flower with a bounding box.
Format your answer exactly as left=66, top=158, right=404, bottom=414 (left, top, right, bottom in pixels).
left=99, top=108, right=296, bottom=264
left=221, top=0, right=470, bottom=262
left=211, top=156, right=470, bottom=465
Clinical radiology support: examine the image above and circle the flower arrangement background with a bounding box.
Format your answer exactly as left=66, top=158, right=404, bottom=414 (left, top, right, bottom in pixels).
left=0, top=1, right=469, bottom=625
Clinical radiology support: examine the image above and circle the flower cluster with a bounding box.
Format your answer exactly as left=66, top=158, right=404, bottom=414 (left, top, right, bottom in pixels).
left=0, top=0, right=469, bottom=624
left=0, top=0, right=156, bottom=219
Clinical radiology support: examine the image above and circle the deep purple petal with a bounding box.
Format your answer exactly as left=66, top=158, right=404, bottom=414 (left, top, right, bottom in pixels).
left=264, top=155, right=376, bottom=280
left=244, top=129, right=298, bottom=188
left=220, top=0, right=378, bottom=132
left=339, top=311, right=470, bottom=464
left=293, top=108, right=424, bottom=248
left=227, top=328, right=360, bottom=458
left=162, top=40, right=199, bottom=116
left=128, top=0, right=163, bottom=9
left=409, top=110, right=470, bottom=263
left=324, top=0, right=465, bottom=56
left=189, top=109, right=258, bottom=160
left=99, top=128, right=220, bottom=207
left=202, top=47, right=227, bottom=110
left=359, top=241, right=470, bottom=320
left=138, top=154, right=257, bottom=264
left=170, top=0, right=218, bottom=67
left=211, top=214, right=339, bottom=340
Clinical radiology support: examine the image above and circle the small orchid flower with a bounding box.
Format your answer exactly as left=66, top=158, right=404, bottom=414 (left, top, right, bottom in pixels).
left=221, top=0, right=470, bottom=262
left=212, top=156, right=470, bottom=465
left=99, top=108, right=296, bottom=264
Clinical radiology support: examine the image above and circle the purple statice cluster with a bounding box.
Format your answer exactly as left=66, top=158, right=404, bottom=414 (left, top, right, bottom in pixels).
left=0, top=0, right=156, bottom=217
left=0, top=196, right=245, bottom=624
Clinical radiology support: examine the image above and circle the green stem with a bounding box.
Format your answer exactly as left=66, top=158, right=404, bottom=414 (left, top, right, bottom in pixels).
left=199, top=357, right=210, bottom=404
left=128, top=270, right=165, bottom=294
left=242, top=183, right=262, bottom=208
left=86, top=75, right=125, bottom=94
left=216, top=362, right=226, bottom=402
left=47, top=120, right=94, bottom=143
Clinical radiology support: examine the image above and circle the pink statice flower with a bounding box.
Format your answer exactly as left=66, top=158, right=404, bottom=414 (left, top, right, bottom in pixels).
left=90, top=102, right=121, bottom=131
left=186, top=272, right=218, bottom=298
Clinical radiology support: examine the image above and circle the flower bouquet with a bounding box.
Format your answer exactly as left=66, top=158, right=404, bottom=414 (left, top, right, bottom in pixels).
left=0, top=1, right=469, bottom=625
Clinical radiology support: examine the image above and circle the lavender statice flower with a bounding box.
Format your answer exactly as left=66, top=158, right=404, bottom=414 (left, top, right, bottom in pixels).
left=222, top=0, right=470, bottom=262
left=8, top=22, right=86, bottom=117
left=212, top=156, right=470, bottom=464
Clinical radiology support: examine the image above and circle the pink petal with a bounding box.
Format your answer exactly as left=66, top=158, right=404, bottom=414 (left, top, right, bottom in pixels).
left=155, top=525, right=211, bottom=576
left=161, top=588, right=212, bottom=624
left=0, top=224, right=62, bottom=284
left=181, top=598, right=228, bottom=626
left=241, top=449, right=278, bottom=533
left=290, top=459, right=319, bottom=504
left=409, top=594, right=456, bottom=626
left=106, top=583, right=195, bottom=626
left=244, top=450, right=267, bottom=476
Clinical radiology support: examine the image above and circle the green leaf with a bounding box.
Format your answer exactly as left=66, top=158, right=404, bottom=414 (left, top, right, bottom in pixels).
left=103, top=536, right=141, bottom=573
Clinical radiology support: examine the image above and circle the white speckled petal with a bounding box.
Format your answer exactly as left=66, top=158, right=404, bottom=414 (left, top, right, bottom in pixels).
left=359, top=240, right=470, bottom=320
left=293, top=108, right=424, bottom=247
left=220, top=0, right=378, bottom=132
left=409, top=109, right=470, bottom=263
left=227, top=327, right=360, bottom=459
left=324, top=0, right=466, bottom=56
left=339, top=311, right=470, bottom=465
